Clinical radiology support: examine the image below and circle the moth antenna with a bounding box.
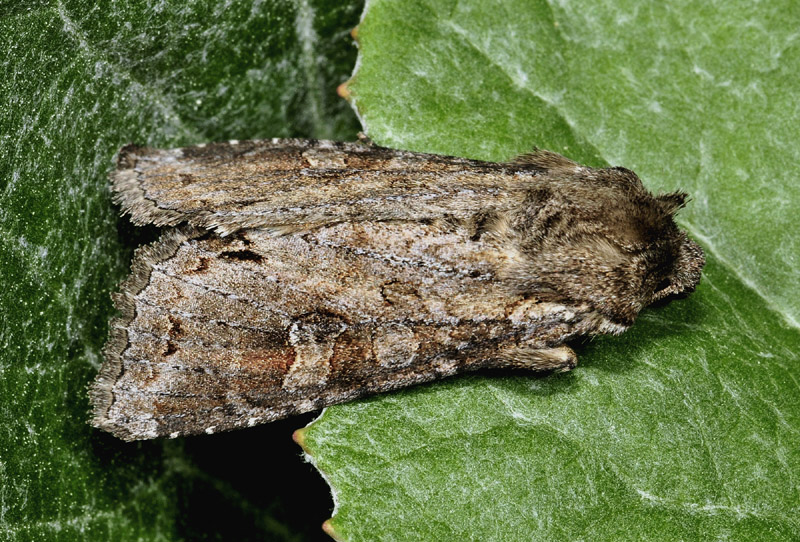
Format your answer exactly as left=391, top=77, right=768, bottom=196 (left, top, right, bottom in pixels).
left=657, top=191, right=688, bottom=216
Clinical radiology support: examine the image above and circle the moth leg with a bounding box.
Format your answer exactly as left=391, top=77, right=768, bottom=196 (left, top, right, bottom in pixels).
left=495, top=344, right=577, bottom=373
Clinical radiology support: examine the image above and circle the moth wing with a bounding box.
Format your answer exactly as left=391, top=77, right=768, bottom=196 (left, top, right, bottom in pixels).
left=91, top=220, right=561, bottom=440
left=507, top=149, right=582, bottom=172
left=112, top=139, right=532, bottom=236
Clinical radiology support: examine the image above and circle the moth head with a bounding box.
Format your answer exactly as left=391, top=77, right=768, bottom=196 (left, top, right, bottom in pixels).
left=605, top=190, right=705, bottom=321
left=646, top=197, right=705, bottom=304
left=509, top=176, right=705, bottom=330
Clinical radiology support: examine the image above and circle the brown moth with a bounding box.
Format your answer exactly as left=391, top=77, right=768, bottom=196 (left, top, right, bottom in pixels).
left=90, top=137, right=704, bottom=441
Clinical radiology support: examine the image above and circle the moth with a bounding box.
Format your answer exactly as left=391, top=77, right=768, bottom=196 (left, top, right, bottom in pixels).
left=91, top=136, right=704, bottom=441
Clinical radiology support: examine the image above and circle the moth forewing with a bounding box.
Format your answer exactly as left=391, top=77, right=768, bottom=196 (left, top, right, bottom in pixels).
left=110, top=139, right=538, bottom=235
left=93, top=221, right=581, bottom=440
left=91, top=139, right=704, bottom=440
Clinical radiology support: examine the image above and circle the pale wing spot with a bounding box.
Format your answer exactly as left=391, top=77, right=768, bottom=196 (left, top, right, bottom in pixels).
left=302, top=148, right=346, bottom=168
left=373, top=323, right=419, bottom=368
left=282, top=315, right=347, bottom=391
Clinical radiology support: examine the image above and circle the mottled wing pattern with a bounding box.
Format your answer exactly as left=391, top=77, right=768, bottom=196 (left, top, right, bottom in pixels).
left=93, top=221, right=586, bottom=440
left=112, top=139, right=539, bottom=235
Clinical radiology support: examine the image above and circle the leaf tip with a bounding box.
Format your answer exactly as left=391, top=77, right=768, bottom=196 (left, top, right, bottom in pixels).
left=322, top=519, right=345, bottom=541
left=292, top=427, right=309, bottom=451
left=350, top=25, right=359, bottom=40
left=337, top=80, right=352, bottom=100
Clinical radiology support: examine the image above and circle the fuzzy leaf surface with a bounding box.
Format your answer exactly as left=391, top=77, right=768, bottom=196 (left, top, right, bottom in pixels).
left=302, top=1, right=800, bottom=540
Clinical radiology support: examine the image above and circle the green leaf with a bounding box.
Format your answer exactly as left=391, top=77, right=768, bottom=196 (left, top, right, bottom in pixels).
left=301, top=1, right=800, bottom=540
left=1, top=1, right=361, bottom=540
